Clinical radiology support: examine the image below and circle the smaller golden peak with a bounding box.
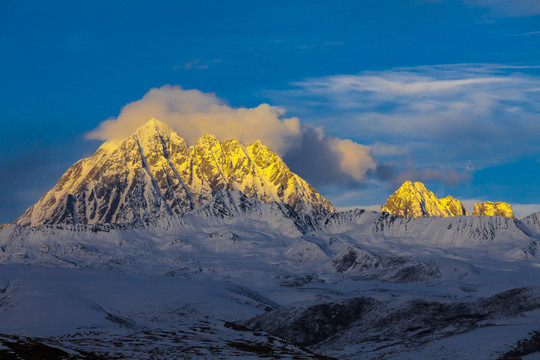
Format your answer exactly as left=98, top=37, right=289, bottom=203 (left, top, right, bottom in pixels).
left=472, top=201, right=514, bottom=217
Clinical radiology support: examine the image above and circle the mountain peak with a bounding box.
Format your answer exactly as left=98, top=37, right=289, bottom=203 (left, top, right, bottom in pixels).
left=382, top=181, right=468, bottom=218
left=139, top=118, right=172, bottom=131
left=402, top=180, right=413, bottom=187
left=473, top=201, right=513, bottom=217
left=16, top=121, right=334, bottom=226
left=134, top=118, right=175, bottom=138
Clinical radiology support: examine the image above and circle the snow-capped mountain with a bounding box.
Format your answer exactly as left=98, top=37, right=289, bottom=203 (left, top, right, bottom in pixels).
left=473, top=201, right=514, bottom=217
left=381, top=180, right=468, bottom=218
left=15, top=119, right=334, bottom=227
left=3, top=120, right=540, bottom=359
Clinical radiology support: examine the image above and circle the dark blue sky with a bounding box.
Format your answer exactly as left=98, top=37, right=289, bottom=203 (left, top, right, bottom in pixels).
left=1, top=0, right=539, bottom=222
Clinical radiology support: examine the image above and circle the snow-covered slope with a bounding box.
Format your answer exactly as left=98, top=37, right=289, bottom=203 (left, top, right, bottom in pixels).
left=381, top=181, right=468, bottom=218
left=3, top=204, right=539, bottom=280
left=3, top=204, right=540, bottom=359
left=0, top=264, right=337, bottom=359
left=16, top=119, right=334, bottom=227
left=372, top=212, right=532, bottom=247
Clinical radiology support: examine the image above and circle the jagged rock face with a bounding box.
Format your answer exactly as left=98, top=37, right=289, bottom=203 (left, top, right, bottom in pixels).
left=473, top=201, right=514, bottom=217
left=440, top=196, right=469, bottom=217
left=381, top=181, right=468, bottom=218
left=16, top=119, right=334, bottom=226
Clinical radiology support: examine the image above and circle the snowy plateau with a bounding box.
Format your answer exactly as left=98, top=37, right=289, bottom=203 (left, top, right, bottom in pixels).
left=1, top=119, right=540, bottom=359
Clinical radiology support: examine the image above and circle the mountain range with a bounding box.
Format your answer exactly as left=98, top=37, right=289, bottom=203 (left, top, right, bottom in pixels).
left=1, top=119, right=539, bottom=359
left=14, top=120, right=515, bottom=229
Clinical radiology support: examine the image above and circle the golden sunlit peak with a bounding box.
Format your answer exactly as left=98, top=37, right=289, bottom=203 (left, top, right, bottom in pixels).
left=472, top=201, right=514, bottom=217
left=382, top=180, right=468, bottom=218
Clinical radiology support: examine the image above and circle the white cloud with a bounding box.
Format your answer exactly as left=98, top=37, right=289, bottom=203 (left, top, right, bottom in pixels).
left=370, top=142, right=408, bottom=157
left=329, top=138, right=375, bottom=181
left=173, top=58, right=222, bottom=71
left=87, top=85, right=301, bottom=155
left=87, top=85, right=376, bottom=184
left=295, top=74, right=512, bottom=98
left=275, top=64, right=540, bottom=169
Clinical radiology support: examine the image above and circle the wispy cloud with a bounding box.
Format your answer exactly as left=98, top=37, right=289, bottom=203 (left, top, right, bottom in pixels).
left=294, top=74, right=512, bottom=98
left=173, top=58, right=222, bottom=71
left=273, top=64, right=540, bottom=172
left=324, top=41, right=344, bottom=47
left=511, top=30, right=540, bottom=37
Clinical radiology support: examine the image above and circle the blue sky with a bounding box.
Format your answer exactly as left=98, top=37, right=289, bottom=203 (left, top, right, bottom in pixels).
left=1, top=0, right=539, bottom=222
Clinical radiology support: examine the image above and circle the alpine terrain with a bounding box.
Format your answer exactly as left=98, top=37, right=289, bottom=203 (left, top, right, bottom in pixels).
left=0, top=119, right=539, bottom=359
